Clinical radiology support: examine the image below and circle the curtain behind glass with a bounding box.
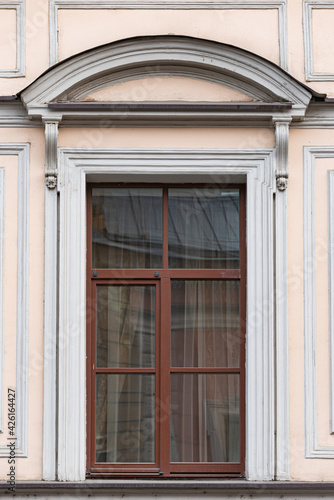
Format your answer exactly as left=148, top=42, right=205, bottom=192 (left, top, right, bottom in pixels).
left=171, top=281, right=240, bottom=368
left=170, top=280, right=240, bottom=462
left=171, top=374, right=240, bottom=462
left=95, top=285, right=156, bottom=463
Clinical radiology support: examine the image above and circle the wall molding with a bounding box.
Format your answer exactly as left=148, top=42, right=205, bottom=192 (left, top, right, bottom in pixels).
left=303, top=0, right=334, bottom=82
left=22, top=36, right=311, bottom=120
left=6, top=101, right=334, bottom=130
left=54, top=147, right=281, bottom=480
left=0, top=168, right=4, bottom=435
left=0, top=103, right=41, bottom=128
left=273, top=118, right=291, bottom=479
left=328, top=170, right=334, bottom=435
left=3, top=480, right=334, bottom=498
left=42, top=121, right=60, bottom=480
left=49, top=0, right=288, bottom=71
left=0, top=1, right=25, bottom=77
left=304, top=147, right=334, bottom=458
left=0, top=144, right=30, bottom=457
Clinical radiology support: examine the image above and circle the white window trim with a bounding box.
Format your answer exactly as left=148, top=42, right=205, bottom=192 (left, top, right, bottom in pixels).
left=41, top=147, right=287, bottom=481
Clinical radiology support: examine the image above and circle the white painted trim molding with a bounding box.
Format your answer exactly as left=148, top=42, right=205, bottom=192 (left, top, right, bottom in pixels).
left=42, top=121, right=60, bottom=480
left=49, top=0, right=288, bottom=70
left=0, top=1, right=25, bottom=77
left=273, top=118, right=291, bottom=479
left=0, top=144, right=30, bottom=457
left=304, top=147, right=334, bottom=458
left=328, top=171, right=334, bottom=435
left=303, top=1, right=334, bottom=82
left=55, top=147, right=278, bottom=481
left=0, top=168, right=4, bottom=435
left=0, top=102, right=40, bottom=128
left=21, top=36, right=311, bottom=121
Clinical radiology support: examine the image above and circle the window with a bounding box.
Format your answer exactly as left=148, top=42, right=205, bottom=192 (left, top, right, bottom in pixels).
left=86, top=184, right=246, bottom=477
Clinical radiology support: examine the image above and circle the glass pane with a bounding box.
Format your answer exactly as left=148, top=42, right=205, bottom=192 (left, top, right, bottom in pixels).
left=96, top=374, right=155, bottom=463
left=170, top=374, right=240, bottom=463
left=92, top=188, right=163, bottom=268
left=168, top=188, right=239, bottom=269
left=97, top=285, right=155, bottom=368
left=171, top=280, right=240, bottom=368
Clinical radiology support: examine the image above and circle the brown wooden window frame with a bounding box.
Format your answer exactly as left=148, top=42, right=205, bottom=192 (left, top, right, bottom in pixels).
left=86, top=183, right=246, bottom=478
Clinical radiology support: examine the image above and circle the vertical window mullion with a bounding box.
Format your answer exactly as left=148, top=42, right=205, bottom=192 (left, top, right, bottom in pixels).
left=155, top=281, right=161, bottom=469
left=159, top=277, right=171, bottom=476
left=163, top=187, right=168, bottom=270
left=239, top=186, right=246, bottom=472
left=160, top=187, right=170, bottom=474
left=86, top=186, right=94, bottom=472
left=91, top=280, right=97, bottom=469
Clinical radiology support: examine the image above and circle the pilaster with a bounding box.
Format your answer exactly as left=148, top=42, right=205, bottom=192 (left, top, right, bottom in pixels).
left=273, top=117, right=291, bottom=479
left=42, top=117, right=61, bottom=479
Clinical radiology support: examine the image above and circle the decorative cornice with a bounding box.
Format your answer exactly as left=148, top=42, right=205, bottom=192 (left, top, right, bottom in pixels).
left=0, top=101, right=41, bottom=128
left=5, top=99, right=334, bottom=129
left=20, top=36, right=314, bottom=122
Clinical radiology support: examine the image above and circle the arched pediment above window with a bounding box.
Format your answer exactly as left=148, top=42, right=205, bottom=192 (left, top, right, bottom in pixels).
left=19, top=35, right=324, bottom=123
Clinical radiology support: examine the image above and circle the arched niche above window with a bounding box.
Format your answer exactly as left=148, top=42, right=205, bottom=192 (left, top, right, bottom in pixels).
left=81, top=77, right=256, bottom=103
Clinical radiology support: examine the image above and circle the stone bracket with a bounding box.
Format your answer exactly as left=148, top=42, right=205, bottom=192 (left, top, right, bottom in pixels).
left=273, top=116, right=292, bottom=191
left=43, top=117, right=61, bottom=190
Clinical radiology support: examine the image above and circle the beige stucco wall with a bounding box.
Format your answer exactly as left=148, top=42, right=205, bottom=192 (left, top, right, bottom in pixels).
left=2, top=124, right=334, bottom=482
left=0, top=0, right=334, bottom=96
left=58, top=127, right=274, bottom=150
left=84, top=78, right=254, bottom=103
left=289, top=129, right=334, bottom=481
left=2, top=0, right=334, bottom=484
left=0, top=129, right=44, bottom=480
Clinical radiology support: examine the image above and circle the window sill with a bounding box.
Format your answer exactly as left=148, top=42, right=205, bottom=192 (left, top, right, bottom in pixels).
left=2, top=480, right=334, bottom=493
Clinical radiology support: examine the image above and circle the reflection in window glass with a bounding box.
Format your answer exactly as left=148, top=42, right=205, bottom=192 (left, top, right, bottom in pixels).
left=97, top=285, right=156, bottom=368
left=168, top=188, right=239, bottom=269
left=171, top=374, right=240, bottom=463
left=92, top=188, right=163, bottom=268
left=171, top=280, right=240, bottom=368
left=96, top=374, right=155, bottom=463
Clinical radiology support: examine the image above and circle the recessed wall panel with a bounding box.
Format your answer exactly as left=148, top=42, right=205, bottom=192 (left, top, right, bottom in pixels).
left=57, top=9, right=280, bottom=65
left=0, top=9, right=16, bottom=70
left=312, top=9, right=334, bottom=75
left=0, top=156, right=18, bottom=456
left=314, top=159, right=334, bottom=446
